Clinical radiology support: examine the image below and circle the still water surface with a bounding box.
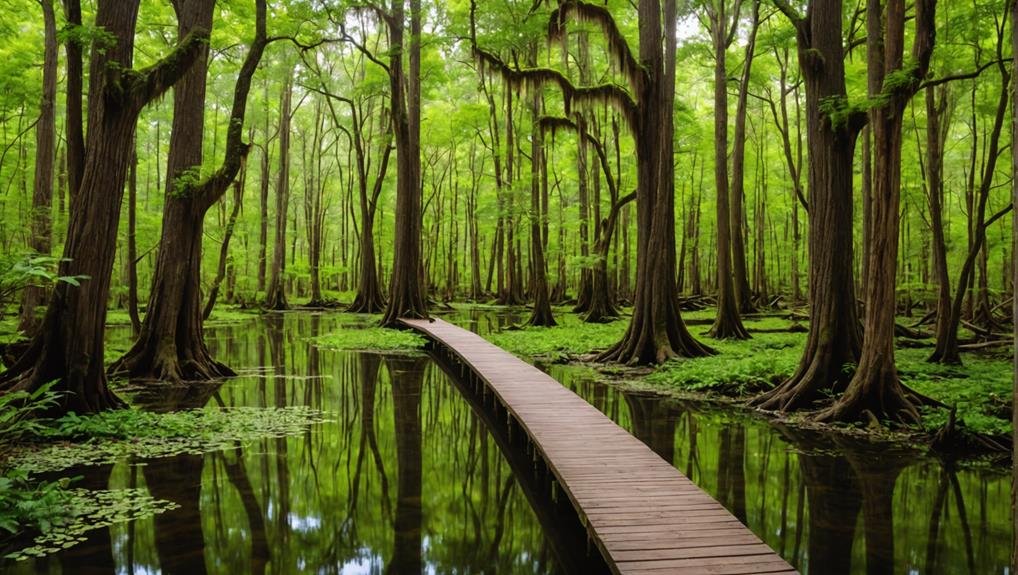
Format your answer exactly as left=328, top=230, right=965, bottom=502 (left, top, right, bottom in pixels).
left=4, top=309, right=1012, bottom=574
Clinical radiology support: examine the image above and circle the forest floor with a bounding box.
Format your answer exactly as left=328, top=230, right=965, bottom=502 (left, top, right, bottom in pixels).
left=480, top=304, right=1013, bottom=455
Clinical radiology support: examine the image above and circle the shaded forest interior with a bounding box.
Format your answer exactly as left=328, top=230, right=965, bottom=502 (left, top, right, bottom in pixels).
left=0, top=0, right=1014, bottom=437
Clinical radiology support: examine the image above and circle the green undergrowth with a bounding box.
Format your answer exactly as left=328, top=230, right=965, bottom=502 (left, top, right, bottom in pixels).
left=484, top=309, right=1012, bottom=440
left=646, top=330, right=804, bottom=395
left=485, top=314, right=628, bottom=362
left=310, top=327, right=427, bottom=352
left=0, top=469, right=76, bottom=539
left=898, top=348, right=1013, bottom=437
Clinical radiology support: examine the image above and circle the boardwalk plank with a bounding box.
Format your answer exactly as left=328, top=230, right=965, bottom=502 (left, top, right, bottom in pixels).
left=400, top=317, right=796, bottom=575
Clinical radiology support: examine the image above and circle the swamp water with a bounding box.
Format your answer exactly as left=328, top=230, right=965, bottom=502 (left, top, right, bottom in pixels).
left=3, top=309, right=1012, bottom=574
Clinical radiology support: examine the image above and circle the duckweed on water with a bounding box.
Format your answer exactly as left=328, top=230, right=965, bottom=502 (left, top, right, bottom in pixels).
left=4, top=488, right=180, bottom=561
left=11, top=406, right=329, bottom=474
left=310, top=327, right=427, bottom=351
left=1, top=405, right=327, bottom=560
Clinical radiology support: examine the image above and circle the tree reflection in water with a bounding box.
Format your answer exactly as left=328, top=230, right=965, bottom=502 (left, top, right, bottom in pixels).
left=385, top=355, right=425, bottom=574
left=8, top=312, right=1009, bottom=575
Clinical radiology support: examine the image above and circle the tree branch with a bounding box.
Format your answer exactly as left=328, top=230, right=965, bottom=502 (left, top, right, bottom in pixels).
left=193, top=0, right=269, bottom=209
left=539, top=115, right=619, bottom=201
left=126, top=29, right=209, bottom=111
left=549, top=1, right=642, bottom=94
left=474, top=46, right=638, bottom=131
left=770, top=0, right=803, bottom=28
left=920, top=58, right=1012, bottom=89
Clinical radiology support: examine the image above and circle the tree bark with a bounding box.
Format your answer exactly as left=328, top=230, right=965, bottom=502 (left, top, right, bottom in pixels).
left=925, top=85, right=953, bottom=359
left=341, top=95, right=391, bottom=313
left=753, top=0, right=865, bottom=411
left=126, top=142, right=141, bottom=334
left=706, top=0, right=750, bottom=340
left=526, top=80, right=555, bottom=327
left=265, top=75, right=294, bottom=311
left=819, top=0, right=936, bottom=423
left=204, top=154, right=246, bottom=319
left=730, top=0, right=761, bottom=315
left=381, top=0, right=429, bottom=326
left=61, top=0, right=85, bottom=201
left=597, top=0, right=713, bottom=362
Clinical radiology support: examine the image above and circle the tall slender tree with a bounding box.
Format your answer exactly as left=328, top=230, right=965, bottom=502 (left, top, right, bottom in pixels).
left=526, top=61, right=555, bottom=327
left=380, top=0, right=429, bottom=326
left=730, top=0, right=761, bottom=314
left=18, top=0, right=58, bottom=333
left=265, top=74, right=295, bottom=311
left=61, top=0, right=84, bottom=201
left=474, top=0, right=712, bottom=363
left=706, top=0, right=750, bottom=340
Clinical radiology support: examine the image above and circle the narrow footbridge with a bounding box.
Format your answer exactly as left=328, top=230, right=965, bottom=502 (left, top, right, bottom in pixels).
left=400, top=317, right=797, bottom=575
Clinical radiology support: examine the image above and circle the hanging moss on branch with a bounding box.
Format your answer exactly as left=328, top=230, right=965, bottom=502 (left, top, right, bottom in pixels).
left=473, top=47, right=639, bottom=130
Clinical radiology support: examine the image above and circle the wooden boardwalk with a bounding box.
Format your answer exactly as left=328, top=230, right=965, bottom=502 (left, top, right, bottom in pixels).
left=400, top=317, right=797, bottom=575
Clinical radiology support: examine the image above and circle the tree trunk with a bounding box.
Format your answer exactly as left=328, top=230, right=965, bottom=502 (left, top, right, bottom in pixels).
left=468, top=141, right=483, bottom=300
left=0, top=0, right=206, bottom=412
left=526, top=83, right=555, bottom=327
left=925, top=85, right=953, bottom=360
left=61, top=0, right=85, bottom=201
left=819, top=0, right=936, bottom=423
left=753, top=0, right=864, bottom=411
left=347, top=100, right=391, bottom=313
left=730, top=0, right=760, bottom=315
left=257, top=81, right=271, bottom=294
left=18, top=0, right=58, bottom=334
left=381, top=0, right=428, bottom=326
left=126, top=143, right=141, bottom=334
left=112, top=0, right=266, bottom=382
left=707, top=0, right=750, bottom=340
left=204, top=155, right=246, bottom=319
left=597, top=0, right=713, bottom=363
left=265, top=76, right=294, bottom=311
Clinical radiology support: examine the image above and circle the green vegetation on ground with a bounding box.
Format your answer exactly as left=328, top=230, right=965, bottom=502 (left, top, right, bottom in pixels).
left=483, top=309, right=1013, bottom=439
left=486, top=313, right=629, bottom=362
